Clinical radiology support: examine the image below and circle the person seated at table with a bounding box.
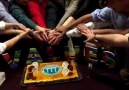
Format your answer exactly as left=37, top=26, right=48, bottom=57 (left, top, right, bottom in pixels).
left=77, top=23, right=129, bottom=89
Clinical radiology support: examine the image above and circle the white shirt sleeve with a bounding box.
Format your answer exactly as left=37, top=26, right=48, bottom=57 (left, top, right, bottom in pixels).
left=0, top=43, right=7, bottom=54
left=66, top=22, right=95, bottom=37
left=0, top=21, right=5, bottom=30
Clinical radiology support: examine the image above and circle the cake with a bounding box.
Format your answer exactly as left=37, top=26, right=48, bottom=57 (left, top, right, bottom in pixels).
left=22, top=60, right=80, bottom=85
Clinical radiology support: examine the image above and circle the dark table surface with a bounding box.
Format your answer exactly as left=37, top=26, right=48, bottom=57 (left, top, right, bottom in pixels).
left=0, top=61, right=123, bottom=90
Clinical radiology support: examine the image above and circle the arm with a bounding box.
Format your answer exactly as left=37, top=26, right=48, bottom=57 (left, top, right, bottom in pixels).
left=93, top=29, right=129, bottom=35
left=77, top=24, right=129, bottom=47
left=94, top=34, right=129, bottom=47
left=72, top=0, right=100, bottom=19
left=0, top=21, right=26, bottom=31
left=63, top=0, right=93, bottom=26
left=0, top=29, right=30, bottom=54
left=28, top=0, right=47, bottom=28
left=62, top=16, right=75, bottom=26
left=0, top=1, right=18, bottom=23
left=9, top=3, right=37, bottom=29
left=48, top=13, right=92, bottom=45
left=56, top=7, right=112, bottom=33
left=63, top=14, right=93, bottom=33
left=57, top=0, right=79, bottom=26
left=4, top=29, right=30, bottom=51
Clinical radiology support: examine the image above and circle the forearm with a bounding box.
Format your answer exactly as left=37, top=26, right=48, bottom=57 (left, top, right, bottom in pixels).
left=5, top=23, right=15, bottom=29
left=57, top=0, right=79, bottom=27
left=9, top=4, right=37, bottom=29
left=0, top=29, right=18, bottom=35
left=62, top=16, right=75, bottom=26
left=64, top=14, right=93, bottom=32
left=4, top=32, right=28, bottom=50
left=95, top=34, right=129, bottom=47
left=93, top=29, right=129, bottom=35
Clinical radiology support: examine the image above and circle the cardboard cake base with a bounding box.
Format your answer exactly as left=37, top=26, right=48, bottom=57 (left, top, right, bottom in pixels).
left=21, top=60, right=82, bottom=86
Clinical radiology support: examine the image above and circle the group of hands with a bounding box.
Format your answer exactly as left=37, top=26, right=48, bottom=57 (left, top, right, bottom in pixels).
left=12, top=23, right=67, bottom=45
left=13, top=23, right=96, bottom=46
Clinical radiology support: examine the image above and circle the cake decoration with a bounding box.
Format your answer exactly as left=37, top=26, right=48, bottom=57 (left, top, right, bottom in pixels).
left=42, top=65, right=61, bottom=76
left=21, top=60, right=81, bottom=85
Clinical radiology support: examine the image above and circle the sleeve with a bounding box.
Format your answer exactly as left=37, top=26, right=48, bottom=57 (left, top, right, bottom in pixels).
left=0, top=21, right=5, bottom=30
left=72, top=0, right=100, bottom=19
left=28, top=0, right=47, bottom=28
left=46, top=1, right=57, bottom=29
left=9, top=3, right=37, bottom=29
left=57, top=0, right=79, bottom=26
left=0, top=43, right=6, bottom=54
left=91, top=7, right=112, bottom=22
left=0, top=1, right=18, bottom=23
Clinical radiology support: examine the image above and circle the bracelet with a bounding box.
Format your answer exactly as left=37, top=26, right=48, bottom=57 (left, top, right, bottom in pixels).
left=29, top=30, right=34, bottom=37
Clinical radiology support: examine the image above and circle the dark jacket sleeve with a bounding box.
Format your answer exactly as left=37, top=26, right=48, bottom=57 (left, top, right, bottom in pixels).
left=9, top=3, right=37, bottom=29
left=46, top=0, right=58, bottom=29
left=46, top=0, right=64, bottom=29
left=72, top=0, right=100, bottom=19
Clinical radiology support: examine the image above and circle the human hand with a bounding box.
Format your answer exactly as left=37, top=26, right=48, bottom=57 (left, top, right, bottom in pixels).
left=77, top=23, right=95, bottom=42
left=47, top=26, right=67, bottom=45
left=19, top=28, right=31, bottom=36
left=47, top=30, right=64, bottom=45
left=35, top=26, right=51, bottom=42
left=13, top=23, right=27, bottom=30
left=55, top=26, right=68, bottom=34
left=32, top=31, right=44, bottom=44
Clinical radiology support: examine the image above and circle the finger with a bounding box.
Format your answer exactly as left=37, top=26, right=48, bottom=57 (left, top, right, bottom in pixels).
left=81, top=33, right=88, bottom=37
left=48, top=36, right=56, bottom=44
left=38, top=31, right=47, bottom=41
left=40, top=33, right=47, bottom=42
left=76, top=24, right=82, bottom=30
left=34, top=34, right=43, bottom=42
left=49, top=35, right=56, bottom=40
left=46, top=28, right=52, bottom=31
left=43, top=31, right=48, bottom=40
left=52, top=35, right=62, bottom=45
left=53, top=32, right=61, bottom=36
